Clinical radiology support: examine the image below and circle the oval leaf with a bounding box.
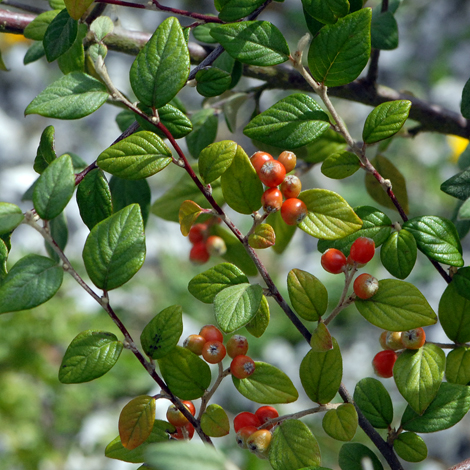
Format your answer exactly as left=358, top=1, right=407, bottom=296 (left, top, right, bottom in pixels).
left=380, top=229, right=417, bottom=279
left=446, top=347, right=470, bottom=385
left=355, top=279, right=437, bottom=331
left=196, top=67, right=232, bottom=97
left=179, top=200, right=203, bottom=236
left=43, top=8, right=77, bottom=62
left=438, top=281, right=470, bottom=343
left=321, top=151, right=361, bottom=179
left=246, top=294, right=270, bottom=338
left=199, top=140, right=237, bottom=184
left=338, top=443, right=383, bottom=470
left=0, top=203, right=24, bottom=235
left=59, top=330, right=123, bottom=383
left=232, top=361, right=299, bottom=404
left=119, top=395, right=156, bottom=450
left=393, top=432, right=427, bottom=462
left=310, top=322, right=333, bottom=351
left=200, top=404, right=230, bottom=437
left=248, top=223, right=276, bottom=249
left=322, top=403, right=358, bottom=441
left=65, top=0, right=94, bottom=20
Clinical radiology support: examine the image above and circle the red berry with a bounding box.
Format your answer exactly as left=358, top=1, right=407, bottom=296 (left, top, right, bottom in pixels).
left=261, top=187, right=283, bottom=213
left=255, top=406, right=279, bottom=429
left=259, top=160, right=286, bottom=187
left=226, top=335, right=249, bottom=359
left=166, top=400, right=196, bottom=427
left=349, top=237, right=375, bottom=264
left=277, top=150, right=297, bottom=173
left=202, top=340, right=226, bottom=364
left=372, top=350, right=397, bottom=378
left=280, top=198, right=307, bottom=225
left=188, top=223, right=208, bottom=244
left=189, top=242, right=210, bottom=264
left=353, top=273, right=379, bottom=299
left=199, top=324, right=224, bottom=343
left=251, top=151, right=273, bottom=173
left=183, top=334, right=206, bottom=355
left=172, top=422, right=194, bottom=440
left=206, top=235, right=227, bottom=256
left=247, top=429, right=272, bottom=458
left=401, top=327, right=426, bottom=349
left=233, top=411, right=261, bottom=433
left=280, top=175, right=301, bottom=199
left=321, top=248, right=347, bottom=274
left=236, top=425, right=258, bottom=449
left=230, top=355, right=256, bottom=379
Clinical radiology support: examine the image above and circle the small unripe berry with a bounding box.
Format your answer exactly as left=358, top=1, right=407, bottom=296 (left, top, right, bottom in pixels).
left=259, top=160, right=286, bottom=187
left=247, top=429, right=272, bottom=458
left=189, top=242, right=210, bottom=264
left=183, top=334, right=206, bottom=355
left=321, top=248, right=347, bottom=274
left=280, top=198, right=308, bottom=225
left=226, top=335, right=249, bottom=358
left=280, top=174, right=302, bottom=199
left=206, top=235, right=227, bottom=256
left=251, top=151, right=273, bottom=173
left=379, top=331, right=403, bottom=351
left=202, top=340, right=226, bottom=364
left=261, top=187, right=283, bottom=213
left=278, top=150, right=297, bottom=173
left=188, top=223, right=208, bottom=244
left=233, top=411, right=261, bottom=433
left=166, top=401, right=196, bottom=427
left=401, top=327, right=426, bottom=349
left=353, top=273, right=379, bottom=299
left=236, top=425, right=258, bottom=449
left=231, top=355, right=256, bottom=379
left=349, top=237, right=375, bottom=264
left=372, top=350, right=397, bottom=378
left=199, top=324, right=224, bottom=343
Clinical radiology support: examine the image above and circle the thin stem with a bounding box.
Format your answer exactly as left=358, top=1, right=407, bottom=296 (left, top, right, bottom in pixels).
left=152, top=1, right=224, bottom=23
left=198, top=363, right=231, bottom=419
left=427, top=341, right=468, bottom=349
left=324, top=268, right=357, bottom=326
left=95, top=0, right=147, bottom=9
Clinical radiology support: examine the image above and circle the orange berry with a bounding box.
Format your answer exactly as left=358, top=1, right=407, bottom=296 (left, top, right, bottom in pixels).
left=280, top=175, right=301, bottom=199
left=278, top=150, right=297, bottom=173
left=261, top=187, right=283, bottom=213
left=250, top=151, right=273, bottom=173
left=280, top=198, right=307, bottom=225
left=259, top=160, right=286, bottom=187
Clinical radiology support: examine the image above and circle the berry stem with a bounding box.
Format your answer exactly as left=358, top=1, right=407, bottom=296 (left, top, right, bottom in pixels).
left=323, top=267, right=357, bottom=326
left=198, top=363, right=231, bottom=419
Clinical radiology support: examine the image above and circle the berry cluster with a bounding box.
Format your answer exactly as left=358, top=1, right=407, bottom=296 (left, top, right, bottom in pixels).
left=183, top=326, right=256, bottom=379
left=251, top=150, right=307, bottom=226
left=373, top=327, right=426, bottom=378
left=188, top=222, right=226, bottom=265
left=166, top=400, right=196, bottom=440
left=234, top=406, right=280, bottom=459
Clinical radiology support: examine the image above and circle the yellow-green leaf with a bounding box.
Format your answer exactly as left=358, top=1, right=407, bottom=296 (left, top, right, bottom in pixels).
left=179, top=200, right=203, bottom=236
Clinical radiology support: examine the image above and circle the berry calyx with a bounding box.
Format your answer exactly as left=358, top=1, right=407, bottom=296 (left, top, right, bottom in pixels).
left=277, top=150, right=297, bottom=173
left=189, top=242, right=210, bottom=264
left=280, top=175, right=302, bottom=199
left=280, top=198, right=308, bottom=225
left=349, top=237, right=376, bottom=264
left=233, top=411, right=261, bottom=433
left=321, top=248, right=347, bottom=274
left=236, top=425, right=258, bottom=449
left=401, top=327, right=426, bottom=349
left=199, top=324, right=224, bottom=343
left=183, top=334, right=206, bottom=355
left=166, top=400, right=196, bottom=427
left=246, top=429, right=272, bottom=458
left=372, top=350, right=397, bottom=378
left=206, top=235, right=227, bottom=256
left=261, top=187, right=283, bottom=213
left=230, top=355, right=256, bottom=379
left=202, top=340, right=226, bottom=364
left=379, top=331, right=403, bottom=351
left=226, top=335, right=249, bottom=359
left=188, top=223, right=208, bottom=244
left=258, top=160, right=286, bottom=188
left=255, top=406, right=279, bottom=429
left=250, top=151, right=273, bottom=173
left=353, top=273, right=379, bottom=299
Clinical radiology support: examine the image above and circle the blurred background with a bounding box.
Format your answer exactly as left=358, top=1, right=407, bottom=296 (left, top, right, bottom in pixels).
left=0, top=0, right=470, bottom=469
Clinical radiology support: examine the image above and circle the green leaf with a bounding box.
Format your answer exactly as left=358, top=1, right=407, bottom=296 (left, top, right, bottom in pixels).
left=246, top=294, right=270, bottom=338
left=25, top=72, right=108, bottom=119
left=130, top=17, right=189, bottom=108
left=33, top=154, right=75, bottom=220
left=440, top=168, right=470, bottom=201
left=199, top=140, right=237, bottom=185
left=196, top=67, right=232, bottom=97
left=223, top=92, right=249, bottom=131
left=214, top=51, right=242, bottom=90
left=45, top=212, right=68, bottom=262
left=186, top=108, right=218, bottom=158
left=248, top=223, right=276, bottom=249
left=43, top=8, right=77, bottom=62
left=244, top=93, right=330, bottom=149
left=365, top=155, right=409, bottom=214
left=188, top=263, right=248, bottom=304
left=109, top=177, right=151, bottom=227
left=458, top=197, right=470, bottom=219
left=403, top=215, right=464, bottom=267
left=338, top=443, right=383, bottom=470
left=232, top=361, right=299, bottom=403
left=34, top=125, right=57, bottom=174
left=297, top=128, right=347, bottom=163
left=321, top=151, right=360, bottom=179
left=90, top=15, right=114, bottom=41
left=24, top=41, right=46, bottom=65
left=82, top=204, right=145, bottom=291
left=446, top=347, right=470, bottom=385
left=302, top=0, right=349, bottom=24
left=158, top=346, right=211, bottom=399
left=119, top=395, right=156, bottom=450
left=461, top=77, right=470, bottom=119
left=298, top=189, right=363, bottom=239
left=0, top=255, right=63, bottom=314
left=76, top=169, right=113, bottom=230
left=363, top=101, right=411, bottom=144
left=393, top=343, right=445, bottom=415
left=454, top=267, right=470, bottom=301
left=287, top=269, right=328, bottom=321
left=269, top=420, right=321, bottom=470
left=355, top=279, right=437, bottom=331
left=64, top=0, right=94, bottom=20
left=380, top=229, right=417, bottom=279
left=214, top=283, right=263, bottom=333
left=140, top=305, right=183, bottom=360
left=200, top=404, right=230, bottom=437
left=310, top=322, right=333, bottom=351
left=393, top=432, right=427, bottom=462
left=218, top=0, right=266, bottom=21
left=371, top=10, right=399, bottom=50
left=439, top=281, right=470, bottom=343
left=353, top=378, right=393, bottom=429
left=24, top=10, right=60, bottom=40
left=300, top=338, right=342, bottom=404
left=322, top=403, right=358, bottom=441
left=0, top=203, right=23, bottom=235
left=210, top=21, right=289, bottom=66
left=97, top=131, right=172, bottom=180
left=57, top=22, right=86, bottom=74
left=0, top=240, right=8, bottom=281
left=308, top=9, right=371, bottom=87
left=221, top=144, right=263, bottom=214
left=193, top=22, right=219, bottom=44
left=106, top=420, right=174, bottom=463
left=317, top=205, right=392, bottom=254
left=178, top=200, right=203, bottom=236
left=401, top=382, right=470, bottom=433
left=58, top=330, right=123, bottom=383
